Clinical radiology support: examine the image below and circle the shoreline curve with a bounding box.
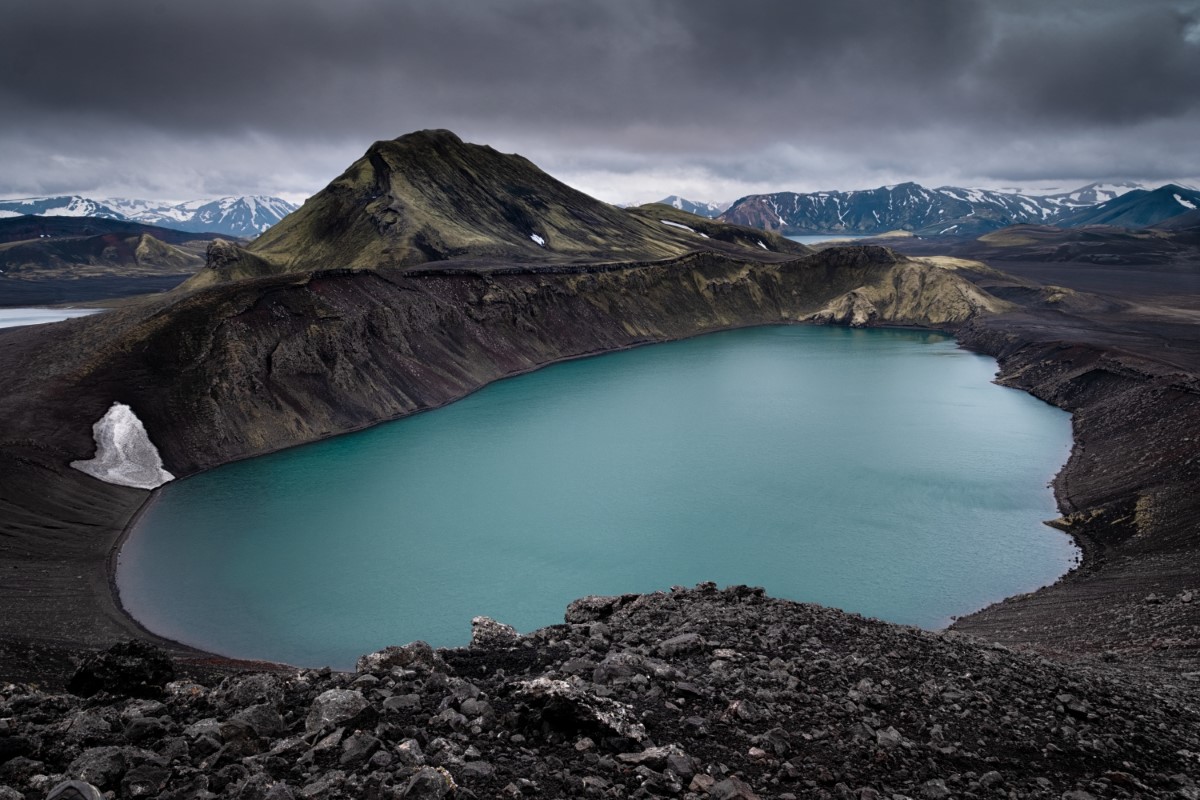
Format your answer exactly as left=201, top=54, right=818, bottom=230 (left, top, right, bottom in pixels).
left=1, top=249, right=1197, bottom=684
left=107, top=321, right=1080, bottom=667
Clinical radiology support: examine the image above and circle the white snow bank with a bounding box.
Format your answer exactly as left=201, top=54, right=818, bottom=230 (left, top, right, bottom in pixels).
left=0, top=308, right=101, bottom=330
left=530, top=233, right=546, bottom=246
left=70, top=402, right=174, bottom=489
left=1174, top=193, right=1197, bottom=210
left=659, top=219, right=696, bottom=233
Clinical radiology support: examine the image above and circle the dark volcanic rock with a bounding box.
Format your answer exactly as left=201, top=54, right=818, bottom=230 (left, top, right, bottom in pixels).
left=305, top=689, right=369, bottom=732
left=66, top=641, right=174, bottom=699
left=470, top=616, right=520, bottom=648
left=1, top=586, right=1197, bottom=799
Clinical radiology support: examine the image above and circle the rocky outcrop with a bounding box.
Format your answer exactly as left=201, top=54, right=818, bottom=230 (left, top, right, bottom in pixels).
left=183, top=239, right=279, bottom=290
left=805, top=260, right=1009, bottom=327
left=1, top=586, right=1196, bottom=800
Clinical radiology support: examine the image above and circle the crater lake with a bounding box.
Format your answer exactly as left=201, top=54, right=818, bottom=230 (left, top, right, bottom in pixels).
left=118, top=326, right=1076, bottom=669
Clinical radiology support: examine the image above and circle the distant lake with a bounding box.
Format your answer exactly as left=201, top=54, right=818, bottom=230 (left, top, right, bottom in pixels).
left=119, top=326, right=1076, bottom=669
left=0, top=307, right=102, bottom=329
left=786, top=234, right=875, bottom=245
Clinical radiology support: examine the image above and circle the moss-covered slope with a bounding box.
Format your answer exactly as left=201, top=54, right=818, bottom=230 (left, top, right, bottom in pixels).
left=0, top=231, right=206, bottom=280
left=192, top=130, right=809, bottom=286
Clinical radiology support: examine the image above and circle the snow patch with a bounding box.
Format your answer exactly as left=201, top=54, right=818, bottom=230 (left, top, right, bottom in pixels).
left=1174, top=193, right=1197, bottom=210
left=659, top=219, right=696, bottom=233
left=530, top=233, right=546, bottom=246
left=757, top=240, right=769, bottom=250
left=70, top=402, right=174, bottom=490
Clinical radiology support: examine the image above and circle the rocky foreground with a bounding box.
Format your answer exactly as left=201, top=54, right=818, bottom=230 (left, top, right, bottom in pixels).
left=2, top=586, right=1198, bottom=800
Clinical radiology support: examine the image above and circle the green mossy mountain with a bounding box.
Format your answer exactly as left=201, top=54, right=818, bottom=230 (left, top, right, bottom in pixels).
left=0, top=230, right=207, bottom=280
left=0, top=216, right=232, bottom=283
left=627, top=203, right=805, bottom=253
left=189, top=130, right=809, bottom=288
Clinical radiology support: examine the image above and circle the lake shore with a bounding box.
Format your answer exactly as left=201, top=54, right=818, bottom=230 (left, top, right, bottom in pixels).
left=117, top=326, right=1072, bottom=669
left=1, top=250, right=1198, bottom=685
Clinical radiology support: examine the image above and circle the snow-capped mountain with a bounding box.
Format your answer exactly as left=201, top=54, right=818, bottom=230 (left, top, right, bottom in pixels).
left=1053, top=184, right=1200, bottom=229
left=0, top=196, right=125, bottom=221
left=0, top=195, right=298, bottom=237
left=655, top=196, right=730, bottom=219
left=175, top=196, right=298, bottom=235
left=1035, top=182, right=1144, bottom=210
left=102, top=195, right=299, bottom=236
left=719, top=182, right=1154, bottom=236
left=100, top=197, right=197, bottom=226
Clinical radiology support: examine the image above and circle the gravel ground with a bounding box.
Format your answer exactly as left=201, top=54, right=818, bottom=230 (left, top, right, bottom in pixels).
left=2, top=584, right=1197, bottom=800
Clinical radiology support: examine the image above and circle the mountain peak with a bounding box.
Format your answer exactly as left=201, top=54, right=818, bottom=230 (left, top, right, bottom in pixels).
left=224, top=129, right=809, bottom=279
left=365, top=129, right=482, bottom=163
left=388, top=128, right=465, bottom=147
left=244, top=130, right=740, bottom=273
left=654, top=196, right=729, bottom=219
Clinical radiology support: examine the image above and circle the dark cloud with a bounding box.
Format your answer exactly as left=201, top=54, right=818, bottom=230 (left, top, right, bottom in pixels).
left=0, top=0, right=1196, bottom=202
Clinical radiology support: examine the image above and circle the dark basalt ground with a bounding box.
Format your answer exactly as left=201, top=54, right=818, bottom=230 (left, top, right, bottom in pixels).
left=1, top=586, right=1198, bottom=800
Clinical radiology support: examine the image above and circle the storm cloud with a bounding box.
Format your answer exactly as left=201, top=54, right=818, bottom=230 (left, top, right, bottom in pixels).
left=2, top=0, right=1197, bottom=203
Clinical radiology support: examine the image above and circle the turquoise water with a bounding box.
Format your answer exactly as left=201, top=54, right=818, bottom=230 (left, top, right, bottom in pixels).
left=119, top=326, right=1076, bottom=669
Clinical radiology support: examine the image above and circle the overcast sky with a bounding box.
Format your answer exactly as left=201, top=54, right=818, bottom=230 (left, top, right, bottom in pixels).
left=2, top=0, right=1198, bottom=205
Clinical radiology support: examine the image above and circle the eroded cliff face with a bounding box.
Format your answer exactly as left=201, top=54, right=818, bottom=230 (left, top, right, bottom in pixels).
left=48, top=247, right=997, bottom=476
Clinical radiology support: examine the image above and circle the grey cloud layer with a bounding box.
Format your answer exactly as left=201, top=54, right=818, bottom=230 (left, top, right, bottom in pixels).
left=1, top=0, right=1197, bottom=200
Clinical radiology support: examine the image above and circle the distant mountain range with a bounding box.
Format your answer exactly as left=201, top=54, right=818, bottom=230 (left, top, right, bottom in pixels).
left=0, top=195, right=298, bottom=238
left=6, top=179, right=1197, bottom=243
left=654, top=196, right=730, bottom=219
left=716, top=182, right=1200, bottom=236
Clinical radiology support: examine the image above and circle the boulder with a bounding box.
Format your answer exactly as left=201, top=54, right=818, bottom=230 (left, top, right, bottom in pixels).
left=67, top=641, right=174, bottom=699
left=305, top=689, right=369, bottom=733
